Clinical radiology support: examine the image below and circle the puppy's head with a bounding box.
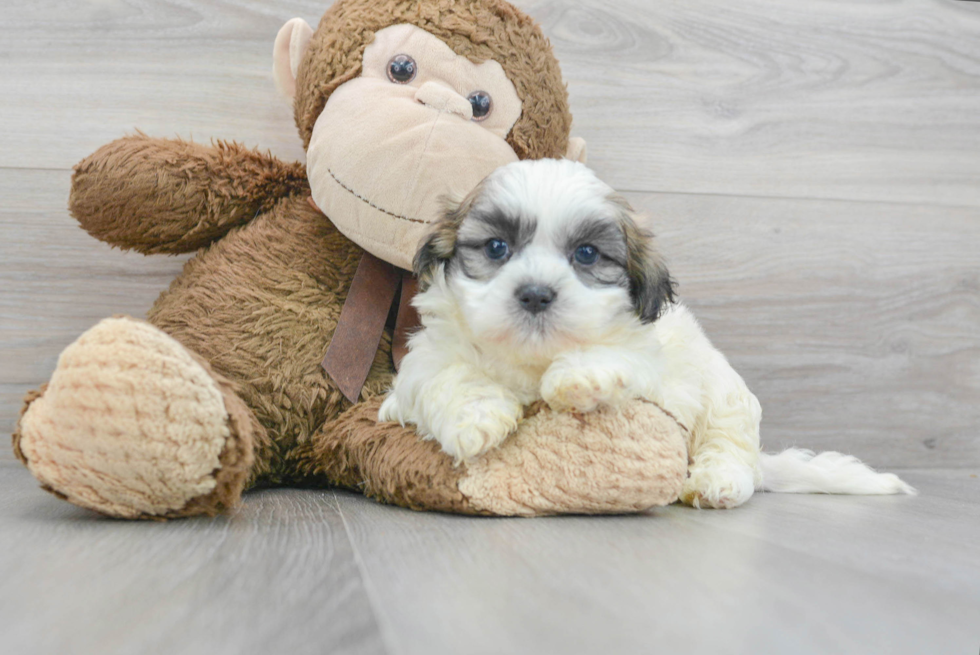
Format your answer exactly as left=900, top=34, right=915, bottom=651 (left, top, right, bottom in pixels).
left=415, top=159, right=675, bottom=354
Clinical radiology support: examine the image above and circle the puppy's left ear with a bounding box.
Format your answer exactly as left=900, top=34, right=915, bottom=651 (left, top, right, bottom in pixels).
left=414, top=190, right=475, bottom=289
left=617, top=200, right=676, bottom=323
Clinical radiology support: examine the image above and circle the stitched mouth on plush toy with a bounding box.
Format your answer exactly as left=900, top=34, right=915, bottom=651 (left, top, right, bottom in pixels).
left=325, top=166, right=427, bottom=225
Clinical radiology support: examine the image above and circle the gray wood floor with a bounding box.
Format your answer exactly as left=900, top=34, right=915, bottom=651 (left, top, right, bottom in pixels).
left=3, top=463, right=979, bottom=655
left=2, top=0, right=979, bottom=653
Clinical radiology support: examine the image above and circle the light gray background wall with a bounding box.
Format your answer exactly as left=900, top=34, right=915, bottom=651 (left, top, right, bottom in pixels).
left=2, top=0, right=978, bottom=467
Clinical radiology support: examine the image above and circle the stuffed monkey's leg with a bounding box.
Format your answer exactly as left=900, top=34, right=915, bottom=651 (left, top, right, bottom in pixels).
left=12, top=317, right=267, bottom=519
left=290, top=397, right=689, bottom=517
left=290, top=398, right=478, bottom=514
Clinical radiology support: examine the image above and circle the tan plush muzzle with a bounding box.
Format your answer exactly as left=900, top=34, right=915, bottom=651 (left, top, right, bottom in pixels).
left=305, top=24, right=523, bottom=270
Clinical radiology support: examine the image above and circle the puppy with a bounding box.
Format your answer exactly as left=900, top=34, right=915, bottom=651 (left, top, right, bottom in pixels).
left=380, top=158, right=914, bottom=509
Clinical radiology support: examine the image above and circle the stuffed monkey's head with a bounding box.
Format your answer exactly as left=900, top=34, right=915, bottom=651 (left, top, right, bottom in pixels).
left=274, top=0, right=586, bottom=270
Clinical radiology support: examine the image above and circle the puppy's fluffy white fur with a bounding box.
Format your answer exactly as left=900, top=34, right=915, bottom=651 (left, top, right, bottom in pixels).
left=380, top=159, right=914, bottom=508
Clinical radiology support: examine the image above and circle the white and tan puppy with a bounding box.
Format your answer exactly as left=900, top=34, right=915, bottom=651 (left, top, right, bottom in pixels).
left=380, top=159, right=914, bottom=508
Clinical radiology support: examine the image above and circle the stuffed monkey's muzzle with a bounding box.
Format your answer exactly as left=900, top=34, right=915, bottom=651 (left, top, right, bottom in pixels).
left=414, top=81, right=474, bottom=120
left=305, top=24, right=523, bottom=271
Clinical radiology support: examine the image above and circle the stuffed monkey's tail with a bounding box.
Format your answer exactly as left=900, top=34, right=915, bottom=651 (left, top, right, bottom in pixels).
left=756, top=448, right=917, bottom=496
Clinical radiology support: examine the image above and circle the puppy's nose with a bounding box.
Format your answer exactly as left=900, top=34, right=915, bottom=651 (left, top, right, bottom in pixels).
left=516, top=285, right=556, bottom=314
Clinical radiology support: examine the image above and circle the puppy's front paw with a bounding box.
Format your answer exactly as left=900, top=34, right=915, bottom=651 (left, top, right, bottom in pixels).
left=540, top=363, right=633, bottom=413
left=434, top=394, right=522, bottom=464
left=378, top=393, right=400, bottom=423
left=681, top=462, right=756, bottom=509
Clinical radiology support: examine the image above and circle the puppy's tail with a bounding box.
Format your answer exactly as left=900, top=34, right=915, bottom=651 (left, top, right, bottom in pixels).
left=756, top=448, right=916, bottom=496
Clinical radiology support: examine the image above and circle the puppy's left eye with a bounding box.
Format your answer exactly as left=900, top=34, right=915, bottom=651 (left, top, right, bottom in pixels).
left=574, top=244, right=599, bottom=265
left=485, top=238, right=510, bottom=260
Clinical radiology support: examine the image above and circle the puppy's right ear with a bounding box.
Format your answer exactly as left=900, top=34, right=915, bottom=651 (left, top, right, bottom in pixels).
left=413, top=186, right=480, bottom=289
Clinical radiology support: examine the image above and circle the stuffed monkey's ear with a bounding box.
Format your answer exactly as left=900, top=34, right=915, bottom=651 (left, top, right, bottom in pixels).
left=273, top=18, right=314, bottom=100
left=565, top=137, right=588, bottom=164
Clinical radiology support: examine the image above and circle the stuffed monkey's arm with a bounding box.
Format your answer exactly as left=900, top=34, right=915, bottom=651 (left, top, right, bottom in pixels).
left=69, top=133, right=308, bottom=254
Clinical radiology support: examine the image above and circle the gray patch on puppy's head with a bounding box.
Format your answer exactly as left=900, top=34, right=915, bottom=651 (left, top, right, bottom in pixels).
left=562, top=215, right=631, bottom=289
left=453, top=202, right=537, bottom=281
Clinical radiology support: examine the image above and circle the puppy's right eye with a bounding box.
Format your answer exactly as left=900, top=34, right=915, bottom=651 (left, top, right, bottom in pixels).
left=574, top=244, right=599, bottom=265
left=484, top=238, right=510, bottom=260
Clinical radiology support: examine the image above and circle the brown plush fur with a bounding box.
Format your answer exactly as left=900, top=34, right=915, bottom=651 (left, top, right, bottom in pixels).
left=71, top=134, right=308, bottom=254
left=14, top=0, right=686, bottom=518
left=92, top=0, right=570, bottom=492
left=295, top=0, right=572, bottom=160
left=292, top=396, right=477, bottom=514
left=145, top=189, right=395, bottom=487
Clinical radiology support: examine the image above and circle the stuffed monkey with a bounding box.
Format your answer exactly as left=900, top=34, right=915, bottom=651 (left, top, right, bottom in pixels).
left=12, top=0, right=688, bottom=519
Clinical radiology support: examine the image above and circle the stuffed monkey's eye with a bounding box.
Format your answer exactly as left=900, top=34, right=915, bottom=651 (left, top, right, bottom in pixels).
left=485, top=238, right=509, bottom=260
left=574, top=244, right=599, bottom=265
left=467, top=91, right=493, bottom=121
left=387, top=54, right=417, bottom=84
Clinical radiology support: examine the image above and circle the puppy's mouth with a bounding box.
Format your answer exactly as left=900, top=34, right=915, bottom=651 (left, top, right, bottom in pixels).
left=476, top=310, right=554, bottom=346
left=504, top=307, right=590, bottom=350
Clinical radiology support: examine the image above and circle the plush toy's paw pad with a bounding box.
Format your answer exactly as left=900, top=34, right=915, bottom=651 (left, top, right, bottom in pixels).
left=457, top=400, right=689, bottom=515
left=16, top=317, right=242, bottom=518
left=682, top=462, right=756, bottom=509
left=435, top=394, right=522, bottom=464
left=540, top=364, right=632, bottom=413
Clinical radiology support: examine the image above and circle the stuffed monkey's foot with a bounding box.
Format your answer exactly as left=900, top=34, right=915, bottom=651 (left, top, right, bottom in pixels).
left=13, top=317, right=255, bottom=519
